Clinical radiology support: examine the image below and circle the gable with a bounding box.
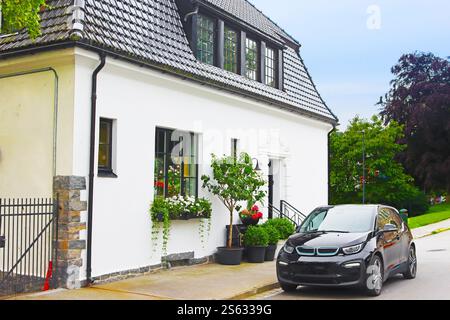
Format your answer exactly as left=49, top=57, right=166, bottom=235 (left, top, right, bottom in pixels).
left=0, top=0, right=337, bottom=124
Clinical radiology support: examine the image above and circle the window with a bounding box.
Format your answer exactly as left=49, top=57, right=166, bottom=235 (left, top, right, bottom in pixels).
left=300, top=206, right=376, bottom=233
left=224, top=26, right=238, bottom=73
left=245, top=38, right=259, bottom=80
left=265, top=47, right=277, bottom=87
left=155, top=128, right=198, bottom=198
left=98, top=118, right=114, bottom=175
left=196, top=14, right=215, bottom=65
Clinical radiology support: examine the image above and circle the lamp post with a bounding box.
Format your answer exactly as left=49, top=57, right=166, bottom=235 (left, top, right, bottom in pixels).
left=362, top=130, right=366, bottom=205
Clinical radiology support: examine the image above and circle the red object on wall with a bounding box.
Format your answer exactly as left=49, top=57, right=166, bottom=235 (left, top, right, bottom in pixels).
left=42, top=261, right=53, bottom=291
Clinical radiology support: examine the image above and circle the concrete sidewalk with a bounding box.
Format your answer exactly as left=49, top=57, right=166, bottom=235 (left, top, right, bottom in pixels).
left=7, top=259, right=279, bottom=300
left=411, top=218, right=450, bottom=239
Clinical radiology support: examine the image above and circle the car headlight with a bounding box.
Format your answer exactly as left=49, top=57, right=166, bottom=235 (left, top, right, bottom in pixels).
left=283, top=243, right=295, bottom=254
left=342, top=243, right=364, bottom=255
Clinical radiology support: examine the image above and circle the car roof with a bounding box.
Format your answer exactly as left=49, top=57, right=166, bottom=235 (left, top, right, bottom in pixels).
left=316, top=204, right=399, bottom=213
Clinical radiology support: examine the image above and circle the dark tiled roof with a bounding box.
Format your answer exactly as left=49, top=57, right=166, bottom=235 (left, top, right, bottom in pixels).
left=0, top=0, right=337, bottom=123
left=202, top=0, right=299, bottom=45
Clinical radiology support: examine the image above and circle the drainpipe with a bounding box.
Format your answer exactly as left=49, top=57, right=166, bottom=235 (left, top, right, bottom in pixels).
left=328, top=125, right=337, bottom=205
left=86, top=53, right=106, bottom=285
left=184, top=5, right=199, bottom=22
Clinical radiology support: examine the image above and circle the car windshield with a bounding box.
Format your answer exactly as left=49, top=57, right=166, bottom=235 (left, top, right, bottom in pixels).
left=299, top=206, right=376, bottom=233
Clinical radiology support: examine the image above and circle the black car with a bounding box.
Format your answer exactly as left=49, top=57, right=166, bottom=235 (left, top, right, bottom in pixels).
left=277, top=205, right=417, bottom=296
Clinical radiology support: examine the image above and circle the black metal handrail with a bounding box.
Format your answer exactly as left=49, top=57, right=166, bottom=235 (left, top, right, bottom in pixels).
left=280, top=200, right=307, bottom=227
left=269, top=203, right=301, bottom=228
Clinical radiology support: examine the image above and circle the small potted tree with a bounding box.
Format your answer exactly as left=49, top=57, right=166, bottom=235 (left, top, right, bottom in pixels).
left=261, top=224, right=280, bottom=261
left=243, top=226, right=269, bottom=263
left=202, top=153, right=266, bottom=265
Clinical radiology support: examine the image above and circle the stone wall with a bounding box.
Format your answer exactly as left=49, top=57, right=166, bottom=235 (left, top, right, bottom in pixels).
left=53, top=176, right=87, bottom=289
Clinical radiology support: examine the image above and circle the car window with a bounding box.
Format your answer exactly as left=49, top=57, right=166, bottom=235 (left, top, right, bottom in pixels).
left=377, top=208, right=391, bottom=230
left=388, top=208, right=404, bottom=232
left=300, top=206, right=376, bottom=233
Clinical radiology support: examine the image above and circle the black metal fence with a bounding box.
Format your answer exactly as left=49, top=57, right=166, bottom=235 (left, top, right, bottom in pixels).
left=0, top=197, right=58, bottom=297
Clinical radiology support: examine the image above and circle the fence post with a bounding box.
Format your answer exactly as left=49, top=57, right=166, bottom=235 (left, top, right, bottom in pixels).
left=53, top=176, right=87, bottom=289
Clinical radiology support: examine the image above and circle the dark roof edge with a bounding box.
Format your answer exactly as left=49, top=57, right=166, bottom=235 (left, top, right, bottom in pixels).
left=297, top=53, right=339, bottom=124
left=0, top=41, right=338, bottom=126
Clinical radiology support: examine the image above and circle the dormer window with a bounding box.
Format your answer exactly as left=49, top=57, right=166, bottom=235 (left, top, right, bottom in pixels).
left=224, top=26, right=238, bottom=73
left=196, top=14, right=215, bottom=65
left=187, top=7, right=283, bottom=90
left=265, top=46, right=277, bottom=88
left=245, top=37, right=259, bottom=81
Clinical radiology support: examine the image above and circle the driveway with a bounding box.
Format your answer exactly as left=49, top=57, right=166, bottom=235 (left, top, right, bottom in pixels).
left=258, top=230, right=450, bottom=300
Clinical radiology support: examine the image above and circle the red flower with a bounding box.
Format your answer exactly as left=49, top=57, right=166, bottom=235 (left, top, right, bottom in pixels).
left=154, top=181, right=165, bottom=188
left=251, top=205, right=259, bottom=212
left=251, top=214, right=259, bottom=220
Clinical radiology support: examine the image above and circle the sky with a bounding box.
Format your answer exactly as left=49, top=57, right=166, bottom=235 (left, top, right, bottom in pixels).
left=253, top=0, right=450, bottom=129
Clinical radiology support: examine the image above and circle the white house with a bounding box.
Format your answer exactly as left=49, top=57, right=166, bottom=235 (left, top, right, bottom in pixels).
left=0, top=0, right=338, bottom=287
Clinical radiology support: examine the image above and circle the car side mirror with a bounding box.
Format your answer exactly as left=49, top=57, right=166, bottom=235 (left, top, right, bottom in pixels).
left=382, top=224, right=398, bottom=233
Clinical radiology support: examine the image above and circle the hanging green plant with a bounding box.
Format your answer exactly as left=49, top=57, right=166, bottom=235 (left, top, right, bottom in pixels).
left=150, top=197, right=171, bottom=261
left=150, top=196, right=212, bottom=260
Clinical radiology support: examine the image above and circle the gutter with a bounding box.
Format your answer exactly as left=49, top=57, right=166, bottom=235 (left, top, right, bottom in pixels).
left=184, top=5, right=199, bottom=22
left=75, top=42, right=338, bottom=126
left=0, top=41, right=337, bottom=126
left=328, top=125, right=337, bottom=204
left=86, top=53, right=106, bottom=284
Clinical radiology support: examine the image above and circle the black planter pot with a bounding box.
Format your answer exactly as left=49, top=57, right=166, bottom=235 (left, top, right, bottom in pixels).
left=216, top=247, right=244, bottom=265
left=265, top=244, right=277, bottom=261
left=239, top=216, right=260, bottom=227
left=246, top=246, right=267, bottom=263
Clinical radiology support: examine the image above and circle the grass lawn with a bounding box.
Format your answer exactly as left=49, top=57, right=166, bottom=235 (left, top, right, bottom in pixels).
left=408, top=203, right=450, bottom=229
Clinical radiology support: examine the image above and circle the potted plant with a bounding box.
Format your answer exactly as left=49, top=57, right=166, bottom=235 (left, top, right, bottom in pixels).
left=239, top=204, right=263, bottom=226
left=150, top=196, right=169, bottom=222
left=243, top=226, right=269, bottom=263
left=150, top=196, right=212, bottom=263
left=264, top=218, right=295, bottom=240
left=261, top=224, right=280, bottom=261
left=202, top=153, right=266, bottom=265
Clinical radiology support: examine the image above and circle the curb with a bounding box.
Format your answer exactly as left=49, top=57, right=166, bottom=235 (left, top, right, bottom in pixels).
left=414, top=227, right=450, bottom=239
left=227, top=282, right=280, bottom=300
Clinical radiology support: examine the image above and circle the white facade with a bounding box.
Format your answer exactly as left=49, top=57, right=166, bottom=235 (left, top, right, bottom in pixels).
left=0, top=48, right=332, bottom=282
left=72, top=49, right=332, bottom=279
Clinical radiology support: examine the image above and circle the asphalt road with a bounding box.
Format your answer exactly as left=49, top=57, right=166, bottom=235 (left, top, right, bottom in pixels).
left=260, top=231, right=450, bottom=300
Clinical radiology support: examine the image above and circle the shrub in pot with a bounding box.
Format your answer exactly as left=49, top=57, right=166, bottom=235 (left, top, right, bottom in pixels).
left=202, top=153, right=266, bottom=265
left=243, top=226, right=269, bottom=263
left=261, top=224, right=280, bottom=261
left=264, top=218, right=295, bottom=240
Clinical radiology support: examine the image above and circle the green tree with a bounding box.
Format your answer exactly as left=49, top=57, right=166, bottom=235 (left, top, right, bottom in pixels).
left=202, top=153, right=266, bottom=248
left=0, top=0, right=47, bottom=39
left=380, top=52, right=450, bottom=194
left=330, top=115, right=428, bottom=213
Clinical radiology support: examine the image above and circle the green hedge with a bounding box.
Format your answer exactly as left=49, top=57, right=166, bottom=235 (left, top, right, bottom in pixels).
left=263, top=218, right=295, bottom=240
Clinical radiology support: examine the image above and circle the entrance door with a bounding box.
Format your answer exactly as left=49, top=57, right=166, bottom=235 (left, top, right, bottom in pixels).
left=268, top=159, right=281, bottom=219
left=268, top=161, right=274, bottom=219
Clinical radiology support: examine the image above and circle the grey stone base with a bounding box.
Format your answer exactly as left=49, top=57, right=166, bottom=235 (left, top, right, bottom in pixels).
left=91, top=255, right=215, bottom=285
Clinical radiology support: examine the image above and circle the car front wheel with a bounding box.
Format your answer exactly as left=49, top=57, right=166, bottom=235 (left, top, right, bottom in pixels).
left=403, top=246, right=417, bottom=279
left=364, top=255, right=384, bottom=297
